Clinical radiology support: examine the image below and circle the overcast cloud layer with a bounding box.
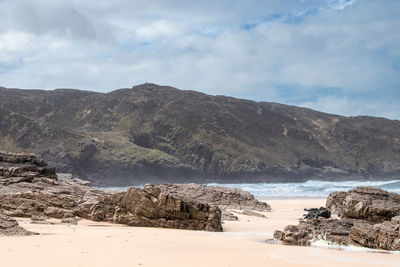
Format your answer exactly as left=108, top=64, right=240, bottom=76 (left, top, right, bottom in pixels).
left=0, top=0, right=399, bottom=119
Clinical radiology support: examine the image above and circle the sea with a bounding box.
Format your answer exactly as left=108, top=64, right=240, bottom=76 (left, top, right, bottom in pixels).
left=104, top=179, right=400, bottom=199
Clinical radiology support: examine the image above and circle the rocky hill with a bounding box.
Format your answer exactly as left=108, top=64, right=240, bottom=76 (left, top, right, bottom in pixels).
left=1, top=83, right=400, bottom=186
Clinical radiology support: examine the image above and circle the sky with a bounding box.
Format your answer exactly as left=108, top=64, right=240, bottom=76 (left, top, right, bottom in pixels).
left=0, top=0, right=399, bottom=120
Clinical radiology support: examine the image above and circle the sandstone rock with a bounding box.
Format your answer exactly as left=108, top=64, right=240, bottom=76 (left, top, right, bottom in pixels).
left=277, top=186, right=400, bottom=251
left=0, top=151, right=46, bottom=166
left=274, top=218, right=353, bottom=246
left=85, top=185, right=222, bottom=231
left=0, top=152, right=223, bottom=231
left=156, top=183, right=271, bottom=213
left=274, top=224, right=313, bottom=246
left=326, top=191, right=347, bottom=214
left=0, top=214, right=37, bottom=236
left=326, top=187, right=400, bottom=222
left=350, top=216, right=400, bottom=251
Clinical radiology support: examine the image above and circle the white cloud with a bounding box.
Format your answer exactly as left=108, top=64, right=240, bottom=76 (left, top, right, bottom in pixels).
left=0, top=0, right=399, bottom=119
left=135, top=20, right=184, bottom=41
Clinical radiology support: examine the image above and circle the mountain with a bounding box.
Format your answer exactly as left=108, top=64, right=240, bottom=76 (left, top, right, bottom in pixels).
left=1, top=83, right=400, bottom=186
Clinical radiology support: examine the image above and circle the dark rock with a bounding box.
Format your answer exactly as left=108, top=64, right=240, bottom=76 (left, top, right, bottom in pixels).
left=303, top=207, right=331, bottom=219
left=0, top=214, right=37, bottom=236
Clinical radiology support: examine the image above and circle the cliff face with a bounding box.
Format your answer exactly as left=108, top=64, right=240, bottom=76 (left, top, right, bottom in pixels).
left=1, top=83, right=400, bottom=186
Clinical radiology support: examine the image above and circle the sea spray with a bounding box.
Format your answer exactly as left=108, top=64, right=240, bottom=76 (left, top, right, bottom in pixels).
left=206, top=180, right=400, bottom=198
left=101, top=179, right=400, bottom=198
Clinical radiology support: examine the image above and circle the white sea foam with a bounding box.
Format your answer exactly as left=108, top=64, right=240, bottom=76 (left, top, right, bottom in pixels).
left=311, top=238, right=400, bottom=255
left=206, top=179, right=400, bottom=198
left=102, top=179, right=400, bottom=198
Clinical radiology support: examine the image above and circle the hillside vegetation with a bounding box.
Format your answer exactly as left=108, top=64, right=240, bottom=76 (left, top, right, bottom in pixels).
left=1, top=83, right=400, bottom=186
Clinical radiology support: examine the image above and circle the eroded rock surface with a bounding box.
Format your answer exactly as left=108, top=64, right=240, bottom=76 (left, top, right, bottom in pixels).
left=87, top=185, right=222, bottom=231
left=0, top=151, right=222, bottom=231
left=274, top=218, right=353, bottom=246
left=350, top=216, right=400, bottom=251
left=156, top=183, right=270, bottom=220
left=0, top=214, right=36, bottom=236
left=327, top=186, right=400, bottom=222
left=275, top=186, right=400, bottom=251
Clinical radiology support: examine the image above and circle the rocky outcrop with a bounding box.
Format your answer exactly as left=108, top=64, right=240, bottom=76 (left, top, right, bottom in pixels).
left=0, top=214, right=36, bottom=236
left=275, top=186, right=400, bottom=251
left=274, top=218, right=353, bottom=246
left=0, top=151, right=222, bottom=232
left=156, top=183, right=270, bottom=211
left=326, top=187, right=400, bottom=222
left=0, top=150, right=57, bottom=185
left=0, top=151, right=46, bottom=166
left=350, top=216, right=400, bottom=251
left=155, top=183, right=270, bottom=220
left=85, top=185, right=222, bottom=231
left=325, top=191, right=347, bottom=214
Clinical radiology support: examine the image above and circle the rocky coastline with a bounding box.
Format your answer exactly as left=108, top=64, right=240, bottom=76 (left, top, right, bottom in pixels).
left=274, top=186, right=400, bottom=251
left=0, top=151, right=273, bottom=234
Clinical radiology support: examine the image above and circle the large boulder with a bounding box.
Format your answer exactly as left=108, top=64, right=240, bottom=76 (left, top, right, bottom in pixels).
left=156, top=183, right=270, bottom=212
left=326, top=187, right=400, bottom=222
left=0, top=214, right=37, bottom=236
left=274, top=218, right=353, bottom=246
left=350, top=216, right=400, bottom=250
left=276, top=186, right=400, bottom=251
left=85, top=185, right=222, bottom=231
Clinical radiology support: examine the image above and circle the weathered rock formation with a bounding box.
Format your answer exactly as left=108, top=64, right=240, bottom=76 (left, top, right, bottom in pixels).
left=0, top=214, right=36, bottom=236
left=155, top=183, right=270, bottom=220
left=350, top=217, right=400, bottom=251
left=0, top=151, right=222, bottom=232
left=274, top=218, right=353, bottom=246
left=326, top=186, right=400, bottom=222
left=156, top=183, right=270, bottom=211
left=87, top=185, right=222, bottom=231
left=274, top=186, right=400, bottom=251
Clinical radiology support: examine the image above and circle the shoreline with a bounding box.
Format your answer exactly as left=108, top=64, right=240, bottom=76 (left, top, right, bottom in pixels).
left=2, top=198, right=399, bottom=267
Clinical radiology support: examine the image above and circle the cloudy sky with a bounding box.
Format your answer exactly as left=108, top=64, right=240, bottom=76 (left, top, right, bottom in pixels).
left=0, top=0, right=399, bottom=119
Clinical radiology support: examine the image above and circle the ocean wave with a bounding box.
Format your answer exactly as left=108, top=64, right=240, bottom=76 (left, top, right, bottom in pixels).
left=206, top=180, right=400, bottom=198
left=102, top=179, right=400, bottom=198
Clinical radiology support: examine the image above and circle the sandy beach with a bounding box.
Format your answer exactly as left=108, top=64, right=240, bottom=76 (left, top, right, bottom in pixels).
left=1, top=198, right=399, bottom=267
